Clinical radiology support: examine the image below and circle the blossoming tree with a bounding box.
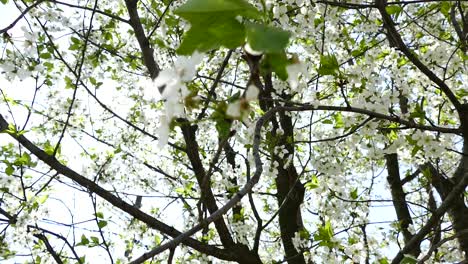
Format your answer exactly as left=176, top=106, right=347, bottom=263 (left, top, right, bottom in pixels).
left=0, top=0, right=467, bottom=263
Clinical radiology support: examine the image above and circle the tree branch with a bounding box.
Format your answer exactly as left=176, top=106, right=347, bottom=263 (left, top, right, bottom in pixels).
left=124, top=0, right=160, bottom=79
left=179, top=122, right=246, bottom=255
left=33, top=233, right=64, bottom=264
left=385, top=153, right=420, bottom=257
left=0, top=207, right=17, bottom=224
left=283, top=103, right=460, bottom=134
left=391, top=165, right=468, bottom=263
left=28, top=225, right=83, bottom=264
left=50, top=0, right=130, bottom=24
left=0, top=0, right=46, bottom=34
left=418, top=229, right=468, bottom=263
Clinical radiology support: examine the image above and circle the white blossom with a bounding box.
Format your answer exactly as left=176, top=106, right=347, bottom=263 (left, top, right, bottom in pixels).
left=245, top=84, right=260, bottom=101
left=286, top=62, right=306, bottom=89
left=151, top=52, right=204, bottom=147
left=226, top=100, right=242, bottom=118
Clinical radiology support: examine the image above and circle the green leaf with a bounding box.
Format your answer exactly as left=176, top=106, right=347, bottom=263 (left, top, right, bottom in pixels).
left=44, top=141, right=55, bottom=155
left=411, top=145, right=422, bottom=157
left=69, top=37, right=81, bottom=50
left=2, top=123, right=17, bottom=134
left=15, top=153, right=32, bottom=166
left=174, top=0, right=261, bottom=54
left=5, top=166, right=14, bottom=176
left=378, top=257, right=389, bottom=264
left=39, top=53, right=52, bottom=59
left=313, top=221, right=335, bottom=249
left=211, top=104, right=233, bottom=139
left=95, top=212, right=104, bottom=219
left=177, top=18, right=245, bottom=55
left=43, top=62, right=54, bottom=71
left=215, top=118, right=232, bottom=140
left=70, top=37, right=80, bottom=44
left=409, top=104, right=425, bottom=119
left=245, top=22, right=291, bottom=53
left=299, top=228, right=310, bottom=240
left=0, top=0, right=8, bottom=4
left=261, top=52, right=289, bottom=80
left=350, top=188, right=358, bottom=199
left=333, top=112, right=344, bottom=128
left=64, top=76, right=74, bottom=89
left=69, top=43, right=81, bottom=51
left=439, top=2, right=451, bottom=18
left=318, top=54, right=339, bottom=76
left=77, top=235, right=89, bottom=246
left=457, top=89, right=468, bottom=98
left=175, top=0, right=260, bottom=20
left=38, top=195, right=48, bottom=204
left=89, top=77, right=97, bottom=85
left=175, top=187, right=185, bottom=195
left=421, top=167, right=432, bottom=179
left=90, top=236, right=100, bottom=244
left=97, top=220, right=107, bottom=229
left=154, top=235, right=161, bottom=245
left=400, top=255, right=417, bottom=264
left=385, top=6, right=402, bottom=15
left=305, top=175, right=319, bottom=190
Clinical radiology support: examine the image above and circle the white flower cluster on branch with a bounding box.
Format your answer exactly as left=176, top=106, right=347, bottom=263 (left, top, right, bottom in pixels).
left=145, top=52, right=204, bottom=147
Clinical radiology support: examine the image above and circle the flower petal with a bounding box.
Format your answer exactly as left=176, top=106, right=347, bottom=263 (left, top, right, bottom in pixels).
left=245, top=84, right=260, bottom=101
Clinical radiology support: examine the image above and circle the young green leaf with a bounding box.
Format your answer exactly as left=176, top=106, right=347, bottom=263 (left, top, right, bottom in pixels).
left=246, top=22, right=291, bottom=53
left=97, top=220, right=108, bottom=229
left=400, top=255, right=417, bottom=264
left=385, top=6, right=402, bottom=15
left=305, top=175, right=319, bottom=190
left=262, top=52, right=290, bottom=80
left=5, top=166, right=14, bottom=176
left=175, top=0, right=260, bottom=20
left=176, top=18, right=245, bottom=55
left=174, top=0, right=261, bottom=54
left=318, top=54, right=339, bottom=76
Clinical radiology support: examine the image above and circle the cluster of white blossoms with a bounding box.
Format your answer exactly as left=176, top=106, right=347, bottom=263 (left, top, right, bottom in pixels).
left=286, top=61, right=307, bottom=91
left=231, top=220, right=254, bottom=246
left=226, top=84, right=260, bottom=119
left=5, top=194, right=49, bottom=256
left=145, top=52, right=204, bottom=147
left=0, top=57, right=36, bottom=81
left=343, top=241, right=365, bottom=263
left=292, top=231, right=310, bottom=251
left=224, top=59, right=305, bottom=122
